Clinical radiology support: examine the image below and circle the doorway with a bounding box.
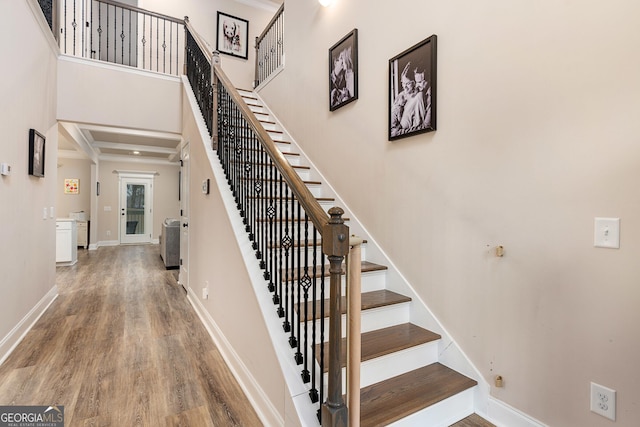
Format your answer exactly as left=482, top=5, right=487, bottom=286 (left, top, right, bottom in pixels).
left=179, top=142, right=190, bottom=292
left=119, top=174, right=154, bottom=244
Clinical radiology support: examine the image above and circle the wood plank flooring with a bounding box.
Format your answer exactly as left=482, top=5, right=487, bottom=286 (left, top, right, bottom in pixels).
left=450, top=413, right=497, bottom=427
left=0, top=245, right=262, bottom=426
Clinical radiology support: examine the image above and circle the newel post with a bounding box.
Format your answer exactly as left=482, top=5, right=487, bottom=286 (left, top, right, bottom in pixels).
left=321, top=207, right=349, bottom=427
left=211, top=51, right=220, bottom=151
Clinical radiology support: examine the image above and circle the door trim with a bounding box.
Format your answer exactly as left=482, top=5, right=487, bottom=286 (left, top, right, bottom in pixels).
left=117, top=171, right=156, bottom=244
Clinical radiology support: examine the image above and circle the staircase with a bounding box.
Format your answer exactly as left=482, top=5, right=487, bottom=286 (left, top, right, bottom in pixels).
left=232, top=88, right=494, bottom=427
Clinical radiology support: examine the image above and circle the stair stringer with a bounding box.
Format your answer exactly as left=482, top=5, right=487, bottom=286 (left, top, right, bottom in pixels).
left=182, top=76, right=308, bottom=427
left=249, top=89, right=493, bottom=418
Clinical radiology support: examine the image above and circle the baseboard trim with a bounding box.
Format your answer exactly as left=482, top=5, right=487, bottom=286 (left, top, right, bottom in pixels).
left=187, top=293, right=284, bottom=427
left=97, top=240, right=120, bottom=247
left=483, top=396, right=548, bottom=427
left=0, top=285, right=58, bottom=366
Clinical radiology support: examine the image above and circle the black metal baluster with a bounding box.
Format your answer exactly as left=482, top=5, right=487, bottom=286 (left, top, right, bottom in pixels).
left=282, top=186, right=291, bottom=333
left=309, top=228, right=320, bottom=402
left=300, top=215, right=311, bottom=382
left=155, top=16, right=159, bottom=72
left=266, top=158, right=275, bottom=288
left=106, top=4, right=109, bottom=62
left=81, top=0, right=85, bottom=57
left=73, top=0, right=78, bottom=54
left=90, top=0, right=93, bottom=59
left=162, top=19, right=166, bottom=73
left=257, top=146, right=265, bottom=266
left=63, top=0, right=67, bottom=53
left=276, top=175, right=284, bottom=316
left=294, top=203, right=303, bottom=364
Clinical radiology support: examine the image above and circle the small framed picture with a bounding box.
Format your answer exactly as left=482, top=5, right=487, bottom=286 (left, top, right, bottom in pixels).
left=329, top=29, right=358, bottom=111
left=28, top=128, right=46, bottom=177
left=65, top=179, right=79, bottom=194
left=389, top=35, right=437, bottom=141
left=216, top=11, right=249, bottom=60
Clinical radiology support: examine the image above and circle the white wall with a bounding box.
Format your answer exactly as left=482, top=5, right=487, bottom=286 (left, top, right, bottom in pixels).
left=258, top=1, right=640, bottom=426
left=181, top=87, right=294, bottom=426
left=56, top=157, right=92, bottom=218
left=57, top=57, right=182, bottom=134
left=96, top=161, right=180, bottom=243
left=0, top=0, right=59, bottom=359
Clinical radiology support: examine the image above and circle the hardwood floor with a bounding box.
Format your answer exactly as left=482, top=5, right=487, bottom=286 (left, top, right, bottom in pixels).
left=0, top=245, right=262, bottom=426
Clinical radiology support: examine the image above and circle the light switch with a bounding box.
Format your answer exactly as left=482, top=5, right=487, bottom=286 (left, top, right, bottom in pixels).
left=43, top=207, right=48, bottom=220
left=594, top=217, right=620, bottom=249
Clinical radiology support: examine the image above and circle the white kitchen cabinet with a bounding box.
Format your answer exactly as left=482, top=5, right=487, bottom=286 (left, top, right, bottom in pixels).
left=56, top=219, right=78, bottom=266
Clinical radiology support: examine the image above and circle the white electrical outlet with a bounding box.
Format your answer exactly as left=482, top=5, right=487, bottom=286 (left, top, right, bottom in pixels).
left=202, top=287, right=208, bottom=299
left=591, top=382, right=616, bottom=421
left=106, top=230, right=111, bottom=237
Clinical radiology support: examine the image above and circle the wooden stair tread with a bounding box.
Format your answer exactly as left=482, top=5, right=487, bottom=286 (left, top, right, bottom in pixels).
left=316, top=323, right=441, bottom=369
left=286, top=260, right=386, bottom=282
left=450, top=414, right=497, bottom=427
left=300, top=289, right=409, bottom=321
left=360, top=363, right=478, bottom=426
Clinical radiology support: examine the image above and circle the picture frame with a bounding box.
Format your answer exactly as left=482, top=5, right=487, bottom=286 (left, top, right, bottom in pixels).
left=65, top=178, right=79, bottom=194
left=28, top=128, right=46, bottom=177
left=389, top=34, right=437, bottom=141
left=329, top=29, right=358, bottom=111
left=216, top=11, right=249, bottom=60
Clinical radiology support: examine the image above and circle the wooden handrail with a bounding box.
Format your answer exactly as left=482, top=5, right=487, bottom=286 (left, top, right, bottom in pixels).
left=211, top=63, right=330, bottom=233
left=184, top=19, right=213, bottom=61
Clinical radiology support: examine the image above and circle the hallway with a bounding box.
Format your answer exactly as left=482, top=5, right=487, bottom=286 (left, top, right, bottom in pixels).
left=0, top=245, right=262, bottom=426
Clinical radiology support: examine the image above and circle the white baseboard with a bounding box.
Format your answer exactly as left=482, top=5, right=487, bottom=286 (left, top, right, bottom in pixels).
left=187, top=293, right=284, bottom=427
left=0, top=285, right=58, bottom=366
left=483, top=396, right=548, bottom=427
left=97, top=240, right=120, bottom=247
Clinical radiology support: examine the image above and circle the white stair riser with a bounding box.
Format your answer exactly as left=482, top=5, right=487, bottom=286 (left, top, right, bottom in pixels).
left=283, top=269, right=387, bottom=301
left=320, top=341, right=440, bottom=393
left=302, top=302, right=411, bottom=342
left=388, top=387, right=476, bottom=427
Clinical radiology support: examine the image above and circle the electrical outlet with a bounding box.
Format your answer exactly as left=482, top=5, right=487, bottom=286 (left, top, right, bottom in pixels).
left=591, top=382, right=616, bottom=421
left=106, top=230, right=111, bottom=237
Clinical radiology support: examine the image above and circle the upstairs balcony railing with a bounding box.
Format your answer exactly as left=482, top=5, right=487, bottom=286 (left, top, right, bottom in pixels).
left=254, top=3, right=284, bottom=88
left=43, top=0, right=185, bottom=76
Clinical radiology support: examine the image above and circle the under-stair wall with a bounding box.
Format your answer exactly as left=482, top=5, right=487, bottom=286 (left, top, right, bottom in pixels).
left=180, top=78, right=300, bottom=427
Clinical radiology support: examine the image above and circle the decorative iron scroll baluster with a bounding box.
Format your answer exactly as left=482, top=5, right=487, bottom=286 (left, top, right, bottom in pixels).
left=72, top=0, right=77, bottom=55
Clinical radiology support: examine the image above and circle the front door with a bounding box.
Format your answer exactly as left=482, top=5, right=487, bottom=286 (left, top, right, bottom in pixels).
left=120, top=176, right=153, bottom=244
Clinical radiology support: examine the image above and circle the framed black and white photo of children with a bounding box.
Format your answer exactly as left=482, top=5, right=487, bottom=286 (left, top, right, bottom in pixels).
left=28, top=128, right=45, bottom=178
left=329, top=29, right=358, bottom=111
left=389, top=35, right=437, bottom=141
left=216, top=11, right=249, bottom=60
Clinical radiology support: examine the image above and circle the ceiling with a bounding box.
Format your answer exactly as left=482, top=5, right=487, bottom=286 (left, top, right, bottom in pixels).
left=58, top=122, right=182, bottom=165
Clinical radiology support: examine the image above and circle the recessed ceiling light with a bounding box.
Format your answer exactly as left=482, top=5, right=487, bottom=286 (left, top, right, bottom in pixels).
left=132, top=151, right=141, bottom=155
